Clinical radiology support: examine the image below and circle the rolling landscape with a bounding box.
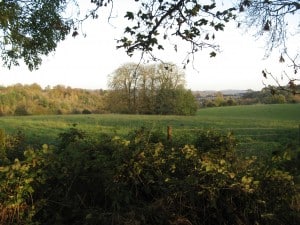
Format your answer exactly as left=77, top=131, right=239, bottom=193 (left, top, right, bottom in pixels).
left=1, top=103, right=299, bottom=153
left=1, top=0, right=300, bottom=224
left=0, top=68, right=299, bottom=225
left=0, top=95, right=299, bottom=224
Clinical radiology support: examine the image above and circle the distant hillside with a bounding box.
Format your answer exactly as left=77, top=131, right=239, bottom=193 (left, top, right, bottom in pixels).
left=0, top=83, right=198, bottom=116
left=0, top=84, right=106, bottom=116
left=218, top=90, right=248, bottom=95
left=192, top=90, right=248, bottom=96
left=193, top=87, right=300, bottom=107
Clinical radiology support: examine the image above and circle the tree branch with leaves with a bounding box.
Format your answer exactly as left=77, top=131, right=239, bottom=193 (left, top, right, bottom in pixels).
left=0, top=0, right=299, bottom=95
left=238, top=0, right=300, bottom=55
left=238, top=0, right=300, bottom=94
left=0, top=0, right=73, bottom=70
left=262, top=51, right=300, bottom=95
left=117, top=0, right=236, bottom=66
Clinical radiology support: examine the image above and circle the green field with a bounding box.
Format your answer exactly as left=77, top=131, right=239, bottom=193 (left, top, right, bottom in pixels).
left=1, top=104, right=300, bottom=224
left=0, top=104, right=299, bottom=154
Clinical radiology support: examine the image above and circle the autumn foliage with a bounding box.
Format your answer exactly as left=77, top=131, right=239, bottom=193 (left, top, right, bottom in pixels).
left=0, top=127, right=299, bottom=224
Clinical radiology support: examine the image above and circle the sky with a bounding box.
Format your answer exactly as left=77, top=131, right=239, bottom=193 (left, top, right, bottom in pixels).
left=0, top=1, right=299, bottom=91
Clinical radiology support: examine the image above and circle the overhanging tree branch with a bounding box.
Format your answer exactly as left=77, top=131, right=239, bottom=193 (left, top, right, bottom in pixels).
left=238, top=0, right=300, bottom=55
left=117, top=0, right=236, bottom=66
left=262, top=52, right=300, bottom=95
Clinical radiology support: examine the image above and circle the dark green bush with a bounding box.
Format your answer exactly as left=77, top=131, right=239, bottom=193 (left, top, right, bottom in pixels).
left=82, top=109, right=92, bottom=114
left=0, top=130, right=26, bottom=165
left=14, top=104, right=30, bottom=116
left=194, top=129, right=236, bottom=153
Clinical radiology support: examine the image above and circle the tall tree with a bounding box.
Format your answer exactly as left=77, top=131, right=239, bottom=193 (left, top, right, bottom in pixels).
left=107, top=63, right=139, bottom=113
left=106, top=62, right=196, bottom=115
left=155, top=63, right=185, bottom=90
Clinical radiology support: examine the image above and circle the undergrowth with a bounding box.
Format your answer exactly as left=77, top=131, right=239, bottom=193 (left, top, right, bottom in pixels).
left=0, top=127, right=299, bottom=225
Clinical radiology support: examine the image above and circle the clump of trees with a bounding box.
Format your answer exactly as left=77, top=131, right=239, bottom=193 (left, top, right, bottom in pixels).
left=106, top=63, right=198, bottom=115
left=199, top=92, right=239, bottom=108
left=1, top=81, right=298, bottom=116
left=0, top=84, right=106, bottom=116
left=242, top=86, right=300, bottom=105
left=0, top=66, right=198, bottom=116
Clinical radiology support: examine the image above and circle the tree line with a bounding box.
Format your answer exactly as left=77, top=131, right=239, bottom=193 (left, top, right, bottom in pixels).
left=1, top=66, right=299, bottom=116
left=0, top=83, right=106, bottom=116
left=197, top=86, right=300, bottom=108
left=0, top=63, right=198, bottom=116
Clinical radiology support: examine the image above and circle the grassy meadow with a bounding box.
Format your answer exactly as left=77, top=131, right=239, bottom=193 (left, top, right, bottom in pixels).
left=0, top=104, right=299, bottom=155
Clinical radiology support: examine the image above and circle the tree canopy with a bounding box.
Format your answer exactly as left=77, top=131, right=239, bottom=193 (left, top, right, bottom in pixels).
left=107, top=63, right=198, bottom=115
left=238, top=0, right=300, bottom=54
left=0, top=0, right=71, bottom=70
left=0, top=0, right=299, bottom=78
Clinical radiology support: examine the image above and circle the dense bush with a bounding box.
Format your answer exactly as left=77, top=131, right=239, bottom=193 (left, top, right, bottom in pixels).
left=0, top=127, right=299, bottom=224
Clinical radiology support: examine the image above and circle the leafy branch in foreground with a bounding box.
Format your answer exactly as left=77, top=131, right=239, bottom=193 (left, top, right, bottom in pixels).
left=117, top=0, right=236, bottom=65
left=0, top=0, right=299, bottom=72
left=262, top=52, right=300, bottom=95
left=0, top=0, right=72, bottom=70
left=237, top=0, right=300, bottom=55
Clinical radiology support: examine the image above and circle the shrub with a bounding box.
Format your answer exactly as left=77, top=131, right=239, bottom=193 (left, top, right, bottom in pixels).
left=82, top=109, right=92, bottom=114
left=14, top=104, right=30, bottom=116
left=0, top=145, right=51, bottom=224
left=0, top=127, right=299, bottom=225
left=194, top=129, right=236, bottom=153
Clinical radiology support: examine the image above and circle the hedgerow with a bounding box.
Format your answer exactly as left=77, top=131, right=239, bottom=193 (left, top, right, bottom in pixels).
left=0, top=127, right=299, bottom=224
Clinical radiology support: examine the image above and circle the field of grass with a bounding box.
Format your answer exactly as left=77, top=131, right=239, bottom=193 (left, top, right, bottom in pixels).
left=0, top=104, right=299, bottom=154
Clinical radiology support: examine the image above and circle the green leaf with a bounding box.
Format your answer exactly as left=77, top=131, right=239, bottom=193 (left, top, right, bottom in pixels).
left=125, top=11, right=134, bottom=20
left=210, top=51, right=217, bottom=57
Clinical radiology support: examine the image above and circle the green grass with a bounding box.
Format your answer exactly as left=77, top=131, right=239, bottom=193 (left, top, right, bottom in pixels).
left=0, top=104, right=299, bottom=153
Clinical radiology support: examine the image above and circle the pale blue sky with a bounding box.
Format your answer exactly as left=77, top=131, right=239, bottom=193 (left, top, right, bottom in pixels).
left=1, top=1, right=299, bottom=91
